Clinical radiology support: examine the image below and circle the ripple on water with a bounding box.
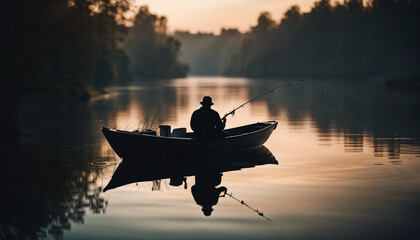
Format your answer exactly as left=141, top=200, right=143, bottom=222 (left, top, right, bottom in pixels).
left=312, top=165, right=420, bottom=185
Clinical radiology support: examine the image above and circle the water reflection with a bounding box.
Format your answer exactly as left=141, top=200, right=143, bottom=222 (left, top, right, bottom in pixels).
left=10, top=76, right=420, bottom=239
left=104, top=146, right=277, bottom=216
left=247, top=79, right=420, bottom=159
left=192, top=172, right=227, bottom=216
left=103, top=77, right=420, bottom=160
left=0, top=144, right=109, bottom=239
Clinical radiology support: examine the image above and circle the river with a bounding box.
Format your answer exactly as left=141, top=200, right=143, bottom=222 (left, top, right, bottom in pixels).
left=3, top=76, right=420, bottom=239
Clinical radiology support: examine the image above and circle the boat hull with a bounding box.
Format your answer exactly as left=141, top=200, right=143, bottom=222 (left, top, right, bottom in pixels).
left=102, top=121, right=278, bottom=160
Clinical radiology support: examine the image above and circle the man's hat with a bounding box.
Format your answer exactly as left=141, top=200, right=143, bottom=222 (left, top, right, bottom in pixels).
left=200, top=96, right=214, bottom=106
left=202, top=206, right=213, bottom=216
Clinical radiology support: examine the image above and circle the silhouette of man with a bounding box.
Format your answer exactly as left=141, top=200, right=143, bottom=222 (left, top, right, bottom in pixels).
left=190, top=96, right=226, bottom=140
left=191, top=173, right=227, bottom=216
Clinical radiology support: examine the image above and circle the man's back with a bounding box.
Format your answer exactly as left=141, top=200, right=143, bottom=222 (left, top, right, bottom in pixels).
left=190, top=107, right=224, bottom=139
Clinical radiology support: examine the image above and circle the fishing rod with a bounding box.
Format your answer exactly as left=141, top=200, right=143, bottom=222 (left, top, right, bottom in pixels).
left=222, top=79, right=304, bottom=120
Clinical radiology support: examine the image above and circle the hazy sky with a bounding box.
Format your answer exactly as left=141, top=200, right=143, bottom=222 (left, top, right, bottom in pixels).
left=133, top=0, right=334, bottom=34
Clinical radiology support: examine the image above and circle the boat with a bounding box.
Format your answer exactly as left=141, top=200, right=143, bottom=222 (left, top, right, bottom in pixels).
left=103, top=146, right=278, bottom=192
left=102, top=121, right=278, bottom=160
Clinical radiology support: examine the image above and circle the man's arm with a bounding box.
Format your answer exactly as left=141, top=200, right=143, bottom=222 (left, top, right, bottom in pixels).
left=217, top=186, right=227, bottom=197
left=221, top=116, right=226, bottom=128
left=214, top=111, right=226, bottom=130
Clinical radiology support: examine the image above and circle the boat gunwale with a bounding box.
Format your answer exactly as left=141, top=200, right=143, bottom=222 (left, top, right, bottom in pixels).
left=102, top=121, right=278, bottom=141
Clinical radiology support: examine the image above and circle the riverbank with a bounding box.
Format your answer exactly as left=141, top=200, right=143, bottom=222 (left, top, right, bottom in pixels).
left=1, top=82, right=107, bottom=145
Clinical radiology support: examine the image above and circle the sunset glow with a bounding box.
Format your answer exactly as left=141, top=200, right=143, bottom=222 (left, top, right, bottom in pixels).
left=134, top=0, right=342, bottom=33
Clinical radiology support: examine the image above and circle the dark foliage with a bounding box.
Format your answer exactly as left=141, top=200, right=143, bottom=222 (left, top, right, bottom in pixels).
left=0, top=142, right=108, bottom=239
left=0, top=2, right=188, bottom=140
left=1, top=0, right=131, bottom=97
left=0, top=0, right=132, bottom=140
left=123, top=6, right=189, bottom=79
left=223, top=0, right=420, bottom=78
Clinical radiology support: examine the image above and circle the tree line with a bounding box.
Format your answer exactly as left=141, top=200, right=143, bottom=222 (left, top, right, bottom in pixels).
left=175, top=29, right=243, bottom=75
left=123, top=6, right=188, bottom=79
left=1, top=1, right=187, bottom=140
left=223, top=0, right=420, bottom=78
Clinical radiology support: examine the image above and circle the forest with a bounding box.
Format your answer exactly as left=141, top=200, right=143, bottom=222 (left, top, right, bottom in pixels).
left=223, top=0, right=420, bottom=78
left=122, top=6, right=188, bottom=79
left=1, top=1, right=187, bottom=140
left=2, top=0, right=420, bottom=140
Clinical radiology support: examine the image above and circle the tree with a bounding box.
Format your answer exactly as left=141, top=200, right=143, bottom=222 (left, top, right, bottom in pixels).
left=123, top=6, right=188, bottom=79
left=223, top=0, right=420, bottom=78
left=0, top=0, right=132, bottom=140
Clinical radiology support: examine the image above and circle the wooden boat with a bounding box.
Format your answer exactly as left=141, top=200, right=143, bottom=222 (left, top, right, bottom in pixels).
left=102, top=121, right=278, bottom=160
left=103, top=146, right=278, bottom=192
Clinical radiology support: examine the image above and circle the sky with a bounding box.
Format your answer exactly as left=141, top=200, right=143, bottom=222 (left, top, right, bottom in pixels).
left=133, top=0, right=336, bottom=34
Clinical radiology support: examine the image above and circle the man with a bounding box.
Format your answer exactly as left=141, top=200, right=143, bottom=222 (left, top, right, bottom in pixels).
left=190, top=96, right=226, bottom=140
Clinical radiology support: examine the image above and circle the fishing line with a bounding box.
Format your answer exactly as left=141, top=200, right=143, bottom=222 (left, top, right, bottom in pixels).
left=222, top=79, right=304, bottom=119
left=224, top=192, right=282, bottom=229
left=225, top=192, right=271, bottom=221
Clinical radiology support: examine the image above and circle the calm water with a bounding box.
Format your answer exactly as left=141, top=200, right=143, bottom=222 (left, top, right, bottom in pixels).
left=3, top=76, right=420, bottom=239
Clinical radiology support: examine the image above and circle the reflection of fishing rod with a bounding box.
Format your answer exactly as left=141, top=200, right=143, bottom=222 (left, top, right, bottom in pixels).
left=222, top=79, right=304, bottom=119
left=225, top=192, right=272, bottom=222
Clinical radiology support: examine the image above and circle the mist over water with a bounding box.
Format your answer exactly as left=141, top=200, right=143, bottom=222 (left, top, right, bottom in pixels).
left=3, top=76, right=420, bottom=239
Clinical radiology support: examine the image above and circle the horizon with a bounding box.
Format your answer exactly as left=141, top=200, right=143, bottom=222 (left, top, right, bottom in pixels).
left=133, top=0, right=346, bottom=34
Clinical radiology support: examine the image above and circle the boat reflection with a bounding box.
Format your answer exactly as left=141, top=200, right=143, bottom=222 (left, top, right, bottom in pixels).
left=104, top=146, right=278, bottom=216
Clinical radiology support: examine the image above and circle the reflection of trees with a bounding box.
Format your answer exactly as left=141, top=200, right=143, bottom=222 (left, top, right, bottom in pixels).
left=373, top=138, right=420, bottom=159
left=101, top=81, right=178, bottom=129
left=133, top=84, right=177, bottom=124
left=249, top=79, right=420, bottom=158
left=0, top=145, right=108, bottom=239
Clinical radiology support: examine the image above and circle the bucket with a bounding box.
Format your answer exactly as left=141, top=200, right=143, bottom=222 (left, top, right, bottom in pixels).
left=159, top=125, right=171, bottom=136
left=171, top=128, right=187, bottom=137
